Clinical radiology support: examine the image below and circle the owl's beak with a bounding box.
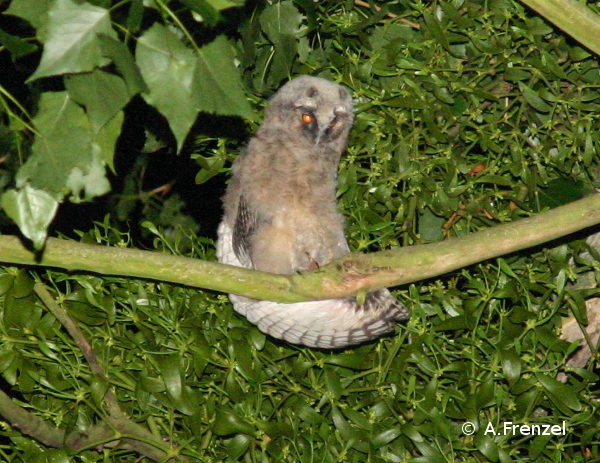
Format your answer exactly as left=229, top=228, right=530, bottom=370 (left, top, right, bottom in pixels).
left=315, top=116, right=340, bottom=145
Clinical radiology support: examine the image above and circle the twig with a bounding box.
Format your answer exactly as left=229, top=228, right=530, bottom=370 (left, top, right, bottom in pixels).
left=0, top=389, right=171, bottom=461
left=0, top=387, right=65, bottom=447
left=33, top=283, right=105, bottom=378
left=0, top=282, right=186, bottom=462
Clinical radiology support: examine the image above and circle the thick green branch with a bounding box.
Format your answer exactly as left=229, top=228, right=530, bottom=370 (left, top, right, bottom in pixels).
left=0, top=194, right=598, bottom=302
left=519, top=0, right=600, bottom=56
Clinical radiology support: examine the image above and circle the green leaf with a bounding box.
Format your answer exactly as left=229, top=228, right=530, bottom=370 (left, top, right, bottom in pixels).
left=257, top=420, right=293, bottom=438
left=434, top=315, right=469, bottom=331
left=28, top=0, right=117, bottom=81
left=36, top=448, right=71, bottom=463
left=213, top=407, right=254, bottom=435
left=519, top=83, right=552, bottom=113
left=16, top=91, right=111, bottom=204
left=225, top=368, right=245, bottom=403
left=331, top=404, right=367, bottom=450
left=260, top=0, right=304, bottom=39
left=503, top=68, right=531, bottom=82
left=224, top=433, right=251, bottom=460
left=473, top=433, right=499, bottom=462
left=195, top=35, right=254, bottom=120
left=93, top=110, right=124, bottom=173
left=324, top=353, right=373, bottom=370
left=194, top=154, right=225, bottom=184
left=324, top=368, right=343, bottom=400
left=423, top=12, right=450, bottom=52
left=90, top=376, right=109, bottom=406
left=501, top=350, right=521, bottom=381
left=65, top=289, right=106, bottom=325
left=0, top=29, right=38, bottom=59
left=97, top=34, right=147, bottom=96
left=535, top=373, right=582, bottom=412
left=138, top=26, right=252, bottom=151
left=418, top=207, right=446, bottom=241
left=529, top=434, right=554, bottom=460
left=124, top=0, right=143, bottom=33
left=371, top=427, right=402, bottom=448
left=12, top=270, right=34, bottom=298
left=286, top=397, right=324, bottom=425
left=206, top=0, right=245, bottom=8
left=3, top=271, right=40, bottom=333
left=5, top=0, right=50, bottom=32
left=259, top=1, right=303, bottom=84
left=65, top=70, right=129, bottom=132
left=1, top=186, right=59, bottom=249
left=0, top=350, right=16, bottom=376
left=156, top=354, right=195, bottom=415
left=179, top=0, right=242, bottom=25
left=136, top=24, right=201, bottom=151
left=0, top=273, right=15, bottom=297
left=538, top=177, right=586, bottom=209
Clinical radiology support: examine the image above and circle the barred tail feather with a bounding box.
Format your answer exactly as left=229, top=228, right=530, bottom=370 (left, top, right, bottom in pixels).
left=217, top=222, right=409, bottom=348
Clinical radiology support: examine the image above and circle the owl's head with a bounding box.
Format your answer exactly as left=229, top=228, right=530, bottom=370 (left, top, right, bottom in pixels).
left=264, top=76, right=354, bottom=149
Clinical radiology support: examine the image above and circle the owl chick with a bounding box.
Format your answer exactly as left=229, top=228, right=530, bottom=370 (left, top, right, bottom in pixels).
left=217, top=75, right=409, bottom=348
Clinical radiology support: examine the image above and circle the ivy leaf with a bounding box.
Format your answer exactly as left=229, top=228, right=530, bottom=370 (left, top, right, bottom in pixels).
left=5, top=89, right=115, bottom=246
left=16, top=91, right=111, bottom=201
left=137, top=25, right=252, bottom=151
left=1, top=185, right=59, bottom=250
left=28, top=0, right=117, bottom=81
left=136, top=24, right=201, bottom=151
left=65, top=70, right=129, bottom=132
left=98, top=34, right=147, bottom=97
left=4, top=0, right=50, bottom=32
left=260, top=1, right=304, bottom=85
left=94, top=110, right=124, bottom=173
left=0, top=29, right=38, bottom=60
left=195, top=35, right=254, bottom=120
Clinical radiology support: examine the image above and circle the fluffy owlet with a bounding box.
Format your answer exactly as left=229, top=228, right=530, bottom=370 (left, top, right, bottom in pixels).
left=217, top=75, right=409, bottom=348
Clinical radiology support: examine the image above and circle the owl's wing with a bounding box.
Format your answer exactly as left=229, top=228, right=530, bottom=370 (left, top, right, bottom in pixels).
left=231, top=195, right=257, bottom=268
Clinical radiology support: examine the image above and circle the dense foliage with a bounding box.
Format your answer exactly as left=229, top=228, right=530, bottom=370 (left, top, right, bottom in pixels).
left=0, top=0, right=599, bottom=462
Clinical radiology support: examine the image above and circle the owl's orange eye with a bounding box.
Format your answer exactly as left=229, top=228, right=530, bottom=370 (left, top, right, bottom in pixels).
left=302, top=113, right=314, bottom=124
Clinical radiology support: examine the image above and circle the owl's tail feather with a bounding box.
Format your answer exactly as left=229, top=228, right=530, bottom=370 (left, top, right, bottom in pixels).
left=217, top=222, right=409, bottom=349
left=361, top=290, right=410, bottom=321
left=228, top=292, right=408, bottom=349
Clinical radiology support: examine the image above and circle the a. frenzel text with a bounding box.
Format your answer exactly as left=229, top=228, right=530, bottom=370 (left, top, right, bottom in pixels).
left=485, top=421, right=566, bottom=436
